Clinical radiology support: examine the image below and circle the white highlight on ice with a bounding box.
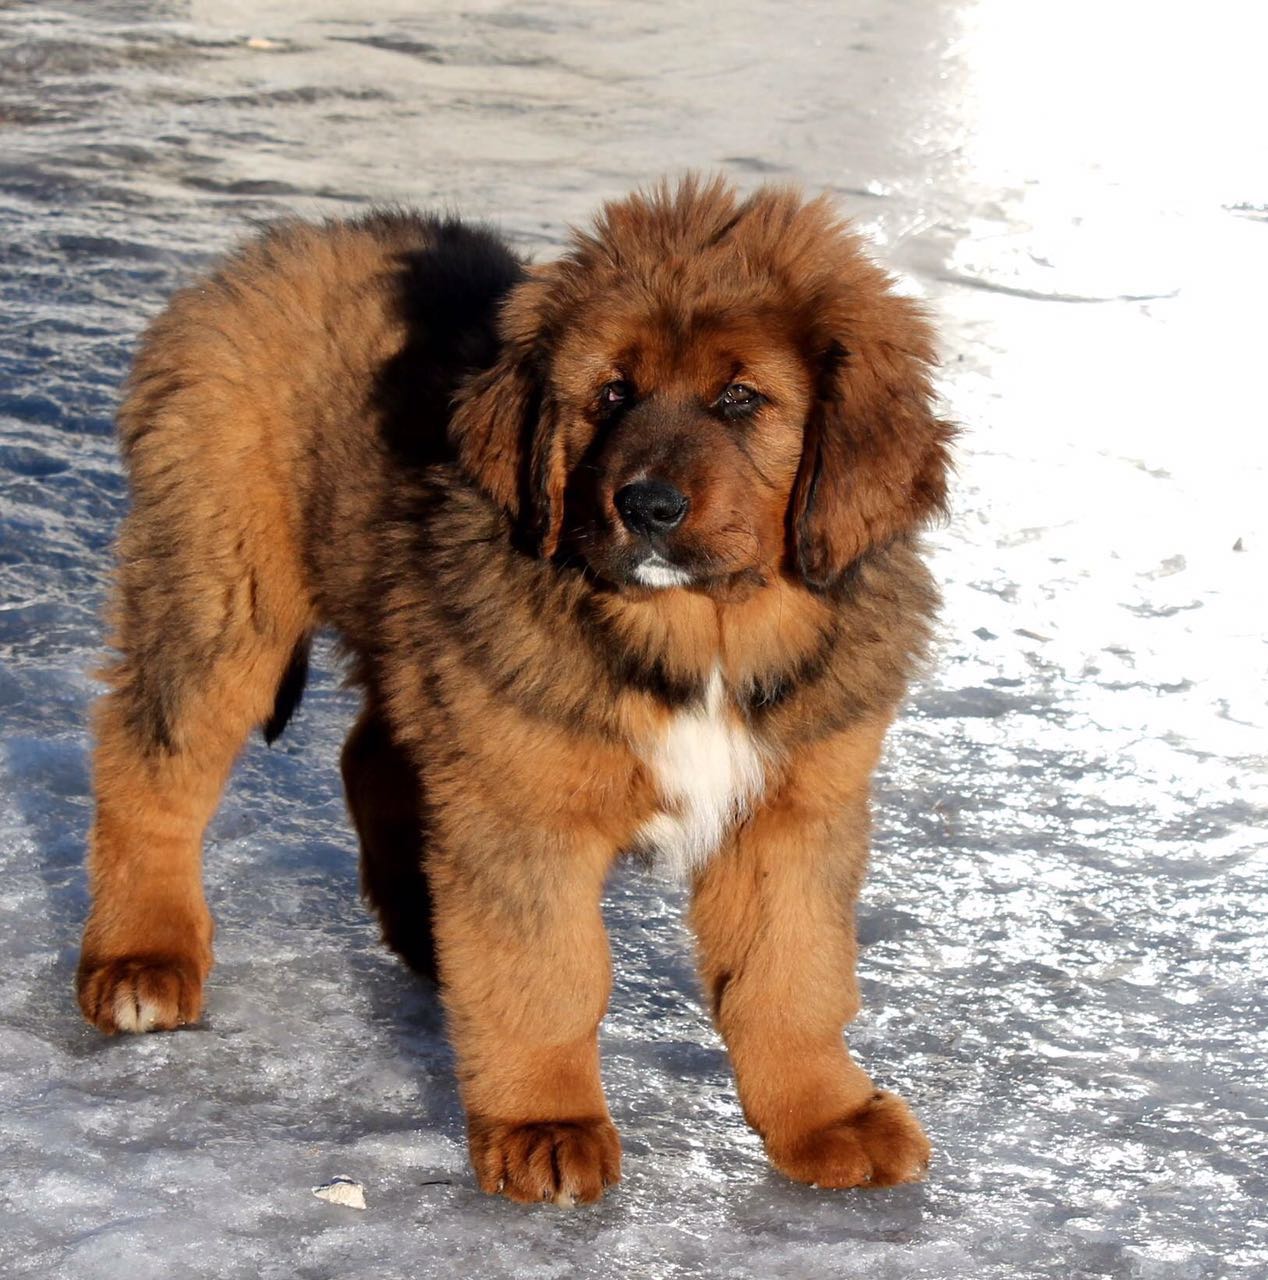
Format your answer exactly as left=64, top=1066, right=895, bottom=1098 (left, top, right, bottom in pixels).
left=636, top=668, right=765, bottom=879
left=632, top=555, right=692, bottom=588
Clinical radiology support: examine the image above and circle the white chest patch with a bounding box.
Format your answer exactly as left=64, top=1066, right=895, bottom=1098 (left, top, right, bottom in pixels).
left=635, top=669, right=765, bottom=880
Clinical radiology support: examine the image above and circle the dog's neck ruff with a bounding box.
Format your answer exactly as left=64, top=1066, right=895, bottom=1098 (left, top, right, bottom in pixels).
left=635, top=667, right=765, bottom=880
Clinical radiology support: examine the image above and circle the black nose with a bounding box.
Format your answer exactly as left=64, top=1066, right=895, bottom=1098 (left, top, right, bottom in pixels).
left=614, top=480, right=690, bottom=537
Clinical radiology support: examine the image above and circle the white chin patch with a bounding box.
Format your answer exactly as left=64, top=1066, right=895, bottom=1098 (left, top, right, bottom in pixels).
left=631, top=555, right=692, bottom=589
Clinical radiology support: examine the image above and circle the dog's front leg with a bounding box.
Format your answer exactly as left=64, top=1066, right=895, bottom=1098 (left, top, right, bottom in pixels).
left=689, top=718, right=931, bottom=1189
left=426, top=802, right=620, bottom=1205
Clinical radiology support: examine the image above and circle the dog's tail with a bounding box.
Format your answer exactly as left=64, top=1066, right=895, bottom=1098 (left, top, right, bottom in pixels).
left=262, top=636, right=311, bottom=744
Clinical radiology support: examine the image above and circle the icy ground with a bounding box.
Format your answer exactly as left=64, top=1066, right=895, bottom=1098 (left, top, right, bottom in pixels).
left=1, top=2, right=1266, bottom=1277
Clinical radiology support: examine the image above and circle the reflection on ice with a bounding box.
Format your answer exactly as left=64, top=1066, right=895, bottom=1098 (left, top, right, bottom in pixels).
left=942, top=200, right=1187, bottom=302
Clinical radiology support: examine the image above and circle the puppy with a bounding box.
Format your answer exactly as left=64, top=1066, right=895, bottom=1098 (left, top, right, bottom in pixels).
left=77, top=177, right=953, bottom=1204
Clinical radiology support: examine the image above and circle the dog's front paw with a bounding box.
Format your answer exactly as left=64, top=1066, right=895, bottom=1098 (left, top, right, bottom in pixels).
left=77, top=953, right=206, bottom=1034
left=767, top=1090, right=931, bottom=1189
left=470, top=1117, right=621, bottom=1205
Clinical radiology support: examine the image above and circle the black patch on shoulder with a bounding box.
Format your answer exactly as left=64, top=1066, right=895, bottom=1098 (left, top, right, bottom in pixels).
left=743, top=616, right=841, bottom=718
left=820, top=546, right=874, bottom=600
left=367, top=212, right=526, bottom=471
left=744, top=669, right=798, bottom=714
left=573, top=594, right=702, bottom=709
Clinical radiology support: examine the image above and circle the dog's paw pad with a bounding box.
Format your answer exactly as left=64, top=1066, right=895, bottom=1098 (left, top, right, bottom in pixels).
left=769, top=1090, right=931, bottom=1189
left=471, top=1117, right=621, bottom=1205
left=77, top=955, right=205, bottom=1035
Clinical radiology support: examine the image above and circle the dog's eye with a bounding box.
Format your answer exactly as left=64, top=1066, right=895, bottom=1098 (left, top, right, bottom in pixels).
left=599, top=380, right=631, bottom=409
left=718, top=383, right=761, bottom=412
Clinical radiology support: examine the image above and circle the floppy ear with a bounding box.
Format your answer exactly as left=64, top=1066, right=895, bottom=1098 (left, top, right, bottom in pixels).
left=790, top=310, right=954, bottom=590
left=448, top=272, right=568, bottom=557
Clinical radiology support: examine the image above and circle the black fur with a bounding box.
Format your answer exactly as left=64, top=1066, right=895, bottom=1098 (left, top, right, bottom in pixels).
left=262, top=637, right=311, bottom=744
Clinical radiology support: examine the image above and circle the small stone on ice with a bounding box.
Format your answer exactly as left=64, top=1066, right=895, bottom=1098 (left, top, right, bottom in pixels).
left=312, top=1176, right=367, bottom=1210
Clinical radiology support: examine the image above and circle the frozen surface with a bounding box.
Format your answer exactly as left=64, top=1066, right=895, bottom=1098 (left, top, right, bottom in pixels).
left=2, top=1, right=1266, bottom=1277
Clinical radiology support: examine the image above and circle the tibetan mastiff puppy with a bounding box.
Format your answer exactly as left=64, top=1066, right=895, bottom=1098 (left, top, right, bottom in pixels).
left=77, top=178, right=953, bottom=1204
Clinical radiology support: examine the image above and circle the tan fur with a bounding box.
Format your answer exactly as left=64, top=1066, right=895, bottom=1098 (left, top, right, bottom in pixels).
left=78, top=179, right=952, bottom=1202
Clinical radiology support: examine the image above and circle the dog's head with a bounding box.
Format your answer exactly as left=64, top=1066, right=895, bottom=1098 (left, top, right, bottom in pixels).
left=450, top=178, right=953, bottom=594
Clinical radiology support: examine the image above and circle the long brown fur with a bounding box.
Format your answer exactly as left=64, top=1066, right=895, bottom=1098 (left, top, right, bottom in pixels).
left=78, top=178, right=953, bottom=1204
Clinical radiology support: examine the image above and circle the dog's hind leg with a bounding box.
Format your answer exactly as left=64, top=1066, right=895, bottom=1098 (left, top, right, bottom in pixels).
left=77, top=477, right=314, bottom=1034
left=341, top=705, right=437, bottom=980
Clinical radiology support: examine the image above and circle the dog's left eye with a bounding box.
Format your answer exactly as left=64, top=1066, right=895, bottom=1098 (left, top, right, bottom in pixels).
left=599, top=380, right=631, bottom=408
left=718, top=383, right=761, bottom=411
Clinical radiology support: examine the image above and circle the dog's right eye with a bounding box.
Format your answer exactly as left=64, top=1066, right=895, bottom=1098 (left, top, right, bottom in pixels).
left=718, top=382, right=761, bottom=411
left=599, top=380, right=631, bottom=409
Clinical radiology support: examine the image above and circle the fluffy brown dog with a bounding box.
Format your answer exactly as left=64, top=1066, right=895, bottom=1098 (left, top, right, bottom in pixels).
left=78, top=177, right=953, bottom=1204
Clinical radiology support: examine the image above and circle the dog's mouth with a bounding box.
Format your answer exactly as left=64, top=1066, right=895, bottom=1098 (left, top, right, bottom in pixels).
left=629, top=552, right=694, bottom=589
left=575, top=538, right=767, bottom=597
left=571, top=535, right=698, bottom=591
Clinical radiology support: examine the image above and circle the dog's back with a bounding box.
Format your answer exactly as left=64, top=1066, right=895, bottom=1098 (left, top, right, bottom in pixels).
left=106, top=213, right=520, bottom=753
